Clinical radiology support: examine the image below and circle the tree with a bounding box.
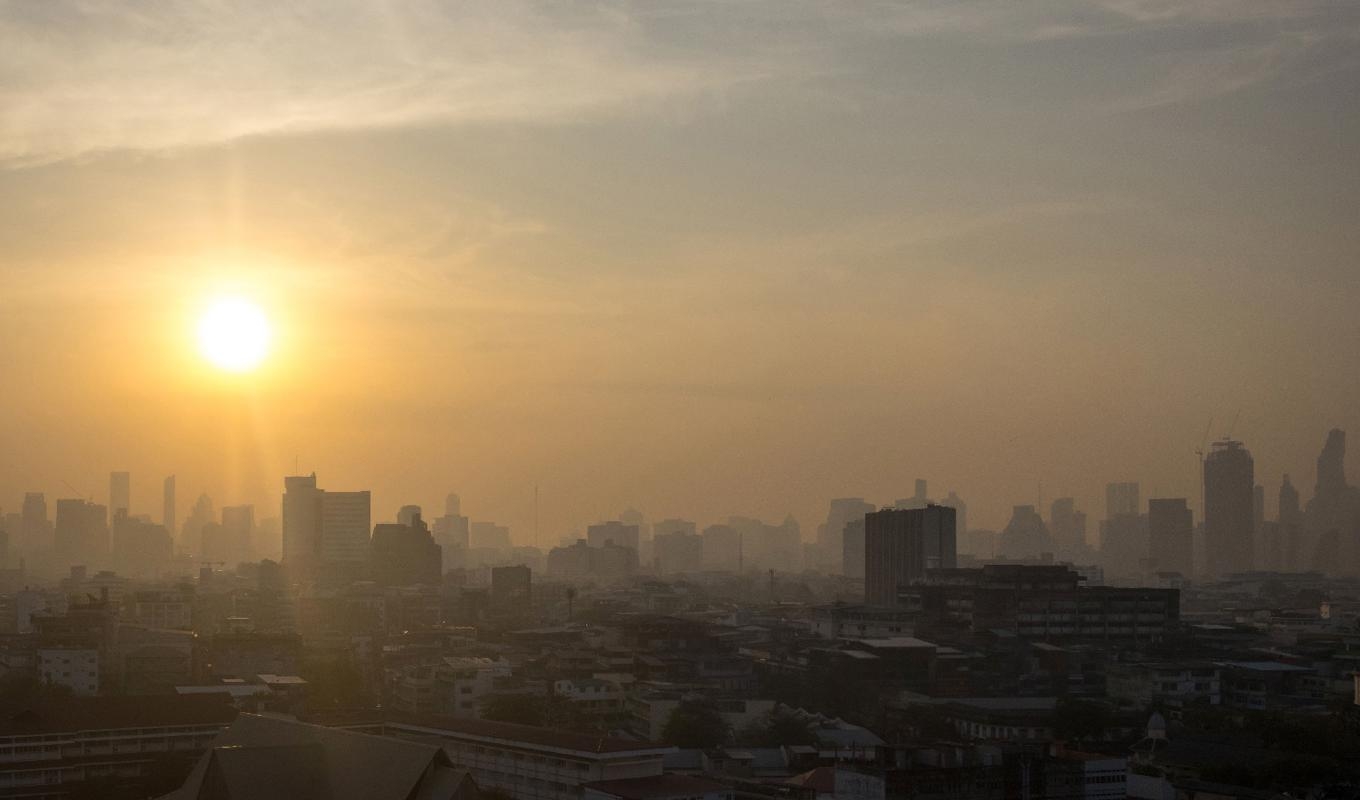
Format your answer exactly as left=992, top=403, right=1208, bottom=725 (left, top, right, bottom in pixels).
left=662, top=701, right=730, bottom=749
left=741, top=706, right=819, bottom=746
left=1052, top=698, right=1113, bottom=742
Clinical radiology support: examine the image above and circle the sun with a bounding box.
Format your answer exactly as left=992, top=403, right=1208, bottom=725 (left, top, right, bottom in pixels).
left=197, top=297, right=272, bottom=373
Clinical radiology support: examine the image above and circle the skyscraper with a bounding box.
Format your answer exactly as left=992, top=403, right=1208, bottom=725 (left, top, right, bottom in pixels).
left=162, top=475, right=176, bottom=539
left=1105, top=482, right=1140, bottom=519
left=1204, top=439, right=1255, bottom=577
left=864, top=505, right=956, bottom=607
left=1148, top=498, right=1193, bottom=577
left=21, top=493, right=49, bottom=553
left=54, top=499, right=107, bottom=567
left=110, top=471, right=131, bottom=516
left=818, top=498, right=874, bottom=574
left=282, top=474, right=322, bottom=567
left=397, top=505, right=422, bottom=526
left=319, top=491, right=371, bottom=564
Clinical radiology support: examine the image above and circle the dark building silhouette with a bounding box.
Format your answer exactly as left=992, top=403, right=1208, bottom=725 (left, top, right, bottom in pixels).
left=998, top=505, right=1053, bottom=559
left=1204, top=439, right=1255, bottom=577
left=654, top=529, right=703, bottom=574
left=21, top=492, right=50, bottom=554
left=282, top=473, right=322, bottom=570
left=587, top=521, right=640, bottom=552
left=371, top=513, right=442, bottom=587
left=1148, top=498, right=1193, bottom=577
left=111, top=509, right=173, bottom=577
left=842, top=517, right=867, bottom=580
left=1048, top=497, right=1089, bottom=560
left=864, top=505, right=956, bottom=607
left=490, top=564, right=532, bottom=609
left=1304, top=429, right=1360, bottom=572
left=1106, top=482, right=1140, bottom=519
left=1278, top=473, right=1303, bottom=571
left=701, top=524, right=741, bottom=571
left=54, top=499, right=107, bottom=568
left=433, top=493, right=470, bottom=571
left=163, top=474, right=176, bottom=543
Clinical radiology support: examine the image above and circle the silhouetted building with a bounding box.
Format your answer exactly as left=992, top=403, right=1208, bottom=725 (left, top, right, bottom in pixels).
left=1278, top=473, right=1303, bottom=571
left=1049, top=497, right=1089, bottom=560
left=212, top=504, right=255, bottom=567
left=320, top=491, right=372, bottom=566
left=371, top=513, right=442, bottom=587
left=182, top=492, right=214, bottom=559
left=941, top=491, right=967, bottom=546
left=110, top=470, right=131, bottom=517
left=111, top=509, right=173, bottom=577
left=282, top=474, right=322, bottom=569
left=490, top=564, right=532, bottom=609
left=999, top=505, right=1053, bottom=559
left=864, top=505, right=956, bottom=607
left=1204, top=440, right=1255, bottom=577
left=895, top=478, right=932, bottom=510
left=54, top=499, right=107, bottom=568
left=1148, top=498, right=1193, bottom=577
left=433, top=493, right=470, bottom=572
left=728, top=514, right=801, bottom=573
left=1304, top=429, right=1360, bottom=572
left=1101, top=511, right=1148, bottom=580
left=842, top=517, right=867, bottom=580
left=21, top=492, right=50, bottom=554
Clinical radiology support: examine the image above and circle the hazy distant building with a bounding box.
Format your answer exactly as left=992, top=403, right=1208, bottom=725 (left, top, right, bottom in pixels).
left=371, top=513, right=442, bottom=587
left=1148, top=498, right=1193, bottom=577
left=1049, top=497, right=1089, bottom=560
left=320, top=491, right=371, bottom=564
left=864, top=505, right=956, bottom=606
left=1106, top=482, right=1140, bottom=519
left=162, top=475, right=176, bottom=540
left=433, top=493, right=471, bottom=572
left=54, top=499, right=107, bottom=568
left=1101, top=511, right=1148, bottom=580
left=282, top=474, right=322, bottom=568
left=895, top=479, right=931, bottom=510
left=470, top=521, right=512, bottom=550
left=1278, top=474, right=1303, bottom=571
left=110, top=471, right=131, bottom=517
left=490, top=564, right=532, bottom=609
left=1204, top=440, right=1255, bottom=578
left=111, top=510, right=173, bottom=577
left=728, top=515, right=801, bottom=573
left=397, top=505, right=422, bottom=527
left=818, top=498, right=874, bottom=575
left=654, top=529, right=703, bottom=574
left=213, top=505, right=255, bottom=566
left=587, top=521, right=639, bottom=553
left=1304, top=429, right=1360, bottom=573
left=181, top=493, right=214, bottom=559
left=702, top=524, right=741, bottom=571
left=21, top=492, right=50, bottom=554
left=842, top=518, right=866, bottom=579
left=998, top=505, right=1053, bottom=559
left=941, top=492, right=967, bottom=546
left=653, top=519, right=696, bottom=538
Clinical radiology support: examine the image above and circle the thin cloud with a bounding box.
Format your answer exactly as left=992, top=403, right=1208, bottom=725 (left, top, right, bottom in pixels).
left=0, top=0, right=788, bottom=166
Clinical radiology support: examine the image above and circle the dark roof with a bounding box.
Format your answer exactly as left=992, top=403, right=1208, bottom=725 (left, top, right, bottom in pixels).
left=0, top=694, right=237, bottom=736
left=391, top=714, right=673, bottom=756
left=164, top=714, right=476, bottom=800
left=585, top=774, right=731, bottom=799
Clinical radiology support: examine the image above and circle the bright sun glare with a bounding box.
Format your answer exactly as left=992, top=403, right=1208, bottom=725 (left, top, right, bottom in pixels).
left=197, top=297, right=272, bottom=373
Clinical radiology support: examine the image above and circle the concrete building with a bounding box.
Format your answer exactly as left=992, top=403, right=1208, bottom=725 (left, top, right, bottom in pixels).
left=321, top=491, right=372, bottom=564
left=864, top=505, right=956, bottom=607
left=654, top=530, right=703, bottom=574
left=491, top=564, right=532, bottom=609
left=701, top=525, right=741, bottom=572
left=163, top=475, right=176, bottom=542
left=371, top=513, right=442, bottom=587
left=588, top=522, right=640, bottom=553
left=1204, top=440, right=1255, bottom=577
left=282, top=474, right=322, bottom=568
left=1148, top=499, right=1193, bottom=577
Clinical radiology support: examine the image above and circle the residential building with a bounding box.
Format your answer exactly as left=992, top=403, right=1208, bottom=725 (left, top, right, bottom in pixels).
left=864, top=505, right=956, bottom=607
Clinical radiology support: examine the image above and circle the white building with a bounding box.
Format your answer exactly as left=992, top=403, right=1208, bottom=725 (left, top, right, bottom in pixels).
left=38, top=648, right=99, bottom=696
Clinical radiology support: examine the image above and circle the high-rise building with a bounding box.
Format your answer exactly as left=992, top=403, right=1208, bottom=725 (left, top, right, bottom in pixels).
left=21, top=493, right=50, bottom=553
left=111, top=510, right=173, bottom=577
left=282, top=474, right=322, bottom=567
left=894, top=479, right=931, bottom=510
left=941, top=491, right=968, bottom=542
left=181, top=493, right=214, bottom=559
left=1148, top=498, right=1193, bottom=577
left=110, top=472, right=131, bottom=517
left=1278, top=474, right=1303, bottom=571
left=433, top=498, right=470, bottom=573
left=162, top=475, right=176, bottom=541
left=54, top=499, right=108, bottom=568
left=999, top=505, right=1053, bottom=559
left=586, top=521, right=639, bottom=552
left=654, top=530, right=703, bottom=574
left=1049, top=498, right=1089, bottom=559
left=217, top=505, right=255, bottom=566
left=701, top=524, right=741, bottom=571
left=818, top=498, right=874, bottom=574
left=864, top=505, right=956, bottom=607
left=469, top=521, right=512, bottom=550
left=842, top=518, right=866, bottom=580
left=1105, top=482, right=1140, bottom=519
left=371, top=512, right=442, bottom=587
left=397, top=505, right=422, bottom=527
left=1204, top=440, right=1255, bottom=577
left=320, top=491, right=371, bottom=564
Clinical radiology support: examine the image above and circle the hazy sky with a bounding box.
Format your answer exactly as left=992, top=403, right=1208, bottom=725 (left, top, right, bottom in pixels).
left=2, top=1, right=1358, bottom=539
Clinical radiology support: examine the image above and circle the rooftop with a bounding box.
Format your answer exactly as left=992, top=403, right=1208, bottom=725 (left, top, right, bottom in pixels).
left=584, top=774, right=730, bottom=800
left=390, top=714, right=674, bottom=757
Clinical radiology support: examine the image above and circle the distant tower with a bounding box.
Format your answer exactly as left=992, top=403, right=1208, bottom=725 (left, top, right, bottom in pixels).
left=397, top=505, right=422, bottom=526
left=1204, top=440, right=1255, bottom=578
left=110, top=471, right=131, bottom=516
left=163, top=475, right=176, bottom=540
left=1148, top=498, right=1193, bottom=577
